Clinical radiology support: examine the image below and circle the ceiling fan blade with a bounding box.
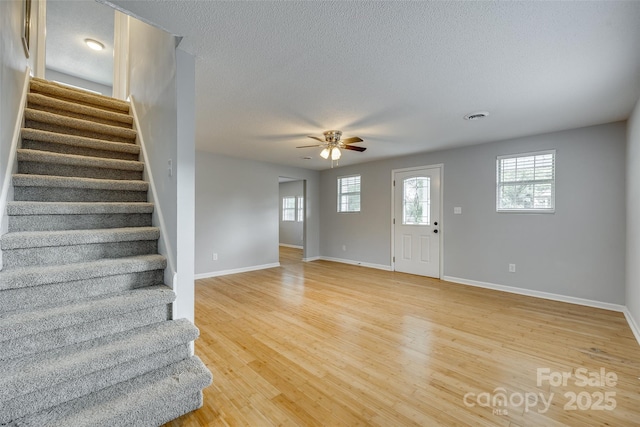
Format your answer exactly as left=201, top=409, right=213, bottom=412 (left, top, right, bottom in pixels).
left=341, top=136, right=364, bottom=144
left=308, top=136, right=325, bottom=143
left=343, top=145, right=367, bottom=152
left=296, top=144, right=323, bottom=148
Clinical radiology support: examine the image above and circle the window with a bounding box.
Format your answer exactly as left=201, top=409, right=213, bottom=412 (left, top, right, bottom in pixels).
left=282, top=196, right=304, bottom=222
left=297, top=196, right=304, bottom=222
left=497, top=150, right=555, bottom=212
left=403, top=176, right=430, bottom=225
left=282, top=197, right=296, bottom=221
left=337, top=175, right=361, bottom=212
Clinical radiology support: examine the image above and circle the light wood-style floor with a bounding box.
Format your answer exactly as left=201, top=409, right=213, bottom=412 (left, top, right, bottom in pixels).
left=165, top=247, right=640, bottom=426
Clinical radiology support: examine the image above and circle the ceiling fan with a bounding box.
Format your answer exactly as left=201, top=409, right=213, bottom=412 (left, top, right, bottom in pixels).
left=296, top=130, right=366, bottom=165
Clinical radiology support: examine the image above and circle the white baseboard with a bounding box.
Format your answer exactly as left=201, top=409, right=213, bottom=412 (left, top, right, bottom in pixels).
left=279, top=243, right=303, bottom=249
left=303, top=256, right=321, bottom=262
left=195, top=262, right=280, bottom=279
left=623, top=308, right=640, bottom=346
left=319, top=256, right=392, bottom=271
left=443, top=276, right=626, bottom=312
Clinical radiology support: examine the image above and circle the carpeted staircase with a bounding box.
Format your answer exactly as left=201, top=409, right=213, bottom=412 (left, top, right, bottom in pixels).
left=0, top=78, right=212, bottom=426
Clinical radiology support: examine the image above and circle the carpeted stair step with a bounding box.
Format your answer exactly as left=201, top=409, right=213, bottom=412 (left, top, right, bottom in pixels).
left=24, top=109, right=137, bottom=144
left=9, top=356, right=212, bottom=427
left=21, top=128, right=140, bottom=161
left=7, top=201, right=153, bottom=232
left=27, top=93, right=133, bottom=128
left=0, top=319, right=199, bottom=424
left=0, top=254, right=166, bottom=313
left=13, top=174, right=148, bottom=202
left=30, top=77, right=130, bottom=114
left=17, top=149, right=144, bottom=181
left=1, top=226, right=159, bottom=269
left=0, top=285, right=174, bottom=360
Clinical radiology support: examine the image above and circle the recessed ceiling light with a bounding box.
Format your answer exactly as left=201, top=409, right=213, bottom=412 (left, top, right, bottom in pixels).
left=464, top=111, right=490, bottom=121
left=84, top=38, right=105, bottom=51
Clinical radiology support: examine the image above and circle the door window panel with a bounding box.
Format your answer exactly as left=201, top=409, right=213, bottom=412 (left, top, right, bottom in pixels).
left=403, top=177, right=430, bottom=225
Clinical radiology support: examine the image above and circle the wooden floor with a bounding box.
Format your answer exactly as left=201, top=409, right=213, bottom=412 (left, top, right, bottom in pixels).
left=165, top=247, right=640, bottom=426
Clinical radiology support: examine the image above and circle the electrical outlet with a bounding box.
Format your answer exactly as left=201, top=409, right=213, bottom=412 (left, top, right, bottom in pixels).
left=213, top=253, right=218, bottom=261
left=342, top=245, right=347, bottom=251
left=454, top=207, right=462, bottom=214
left=509, top=264, right=516, bottom=273
left=168, top=159, right=173, bottom=177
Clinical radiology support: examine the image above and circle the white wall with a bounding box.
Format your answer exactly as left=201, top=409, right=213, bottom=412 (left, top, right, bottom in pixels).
left=1, top=0, right=32, bottom=262
left=127, top=18, right=197, bottom=322
left=627, top=99, right=640, bottom=339
left=195, top=152, right=320, bottom=277
left=320, top=122, right=627, bottom=305
left=127, top=17, right=177, bottom=283
left=279, top=180, right=304, bottom=247
left=45, top=68, right=112, bottom=96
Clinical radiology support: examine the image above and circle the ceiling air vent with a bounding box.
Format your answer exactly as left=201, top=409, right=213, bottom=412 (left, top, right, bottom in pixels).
left=464, top=111, right=490, bottom=121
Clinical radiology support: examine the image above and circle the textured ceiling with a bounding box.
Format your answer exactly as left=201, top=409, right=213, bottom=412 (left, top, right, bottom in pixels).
left=47, top=0, right=114, bottom=86
left=102, top=1, right=640, bottom=170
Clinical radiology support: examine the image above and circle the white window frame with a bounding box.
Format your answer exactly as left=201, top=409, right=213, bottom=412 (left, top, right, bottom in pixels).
left=337, top=174, right=361, bottom=213
left=282, top=196, right=296, bottom=221
left=496, top=149, right=556, bottom=213
left=297, top=196, right=304, bottom=222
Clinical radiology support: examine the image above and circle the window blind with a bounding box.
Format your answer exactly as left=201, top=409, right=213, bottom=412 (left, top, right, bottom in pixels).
left=497, top=150, right=555, bottom=212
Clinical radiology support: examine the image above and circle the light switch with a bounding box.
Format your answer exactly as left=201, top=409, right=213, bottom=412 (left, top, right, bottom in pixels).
left=454, top=207, right=462, bottom=214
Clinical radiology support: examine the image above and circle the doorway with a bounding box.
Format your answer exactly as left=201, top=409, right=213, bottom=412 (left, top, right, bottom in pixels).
left=45, top=0, right=115, bottom=95
left=392, top=165, right=443, bottom=278
left=279, top=177, right=306, bottom=262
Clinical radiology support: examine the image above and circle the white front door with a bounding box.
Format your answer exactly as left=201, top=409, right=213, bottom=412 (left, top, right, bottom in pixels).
left=393, top=166, right=441, bottom=278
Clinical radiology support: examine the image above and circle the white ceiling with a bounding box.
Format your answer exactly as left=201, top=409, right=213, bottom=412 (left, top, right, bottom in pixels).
left=96, top=1, right=640, bottom=170
left=47, top=0, right=114, bottom=87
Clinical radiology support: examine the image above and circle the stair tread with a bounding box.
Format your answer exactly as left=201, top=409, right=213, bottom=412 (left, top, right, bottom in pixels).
left=0, top=285, right=175, bottom=342
left=25, top=109, right=137, bottom=141
left=7, top=201, right=154, bottom=215
left=13, top=173, right=149, bottom=191
left=27, top=93, right=133, bottom=126
left=30, top=78, right=130, bottom=113
left=1, top=226, right=160, bottom=250
left=0, top=254, right=165, bottom=291
left=17, top=149, right=144, bottom=171
left=15, top=356, right=212, bottom=427
left=22, top=128, right=140, bottom=153
left=0, top=319, right=198, bottom=402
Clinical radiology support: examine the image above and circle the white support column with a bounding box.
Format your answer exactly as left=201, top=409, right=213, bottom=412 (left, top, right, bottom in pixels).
left=173, top=48, right=196, bottom=324
left=112, top=11, right=130, bottom=100
left=34, top=0, right=46, bottom=78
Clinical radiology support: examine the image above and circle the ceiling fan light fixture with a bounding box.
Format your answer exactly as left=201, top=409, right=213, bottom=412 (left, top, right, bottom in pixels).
left=331, top=147, right=341, bottom=160
left=320, top=148, right=330, bottom=159
left=84, top=38, right=105, bottom=51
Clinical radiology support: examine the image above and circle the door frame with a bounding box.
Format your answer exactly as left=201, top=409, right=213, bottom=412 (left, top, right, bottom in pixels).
left=278, top=176, right=307, bottom=260
left=391, top=164, right=444, bottom=279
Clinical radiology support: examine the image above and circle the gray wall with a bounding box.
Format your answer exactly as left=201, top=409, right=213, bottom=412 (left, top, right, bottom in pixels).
left=279, top=180, right=304, bottom=247
left=195, top=152, right=320, bottom=276
left=627, top=98, right=640, bottom=331
left=320, top=122, right=627, bottom=304
left=128, top=18, right=178, bottom=281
